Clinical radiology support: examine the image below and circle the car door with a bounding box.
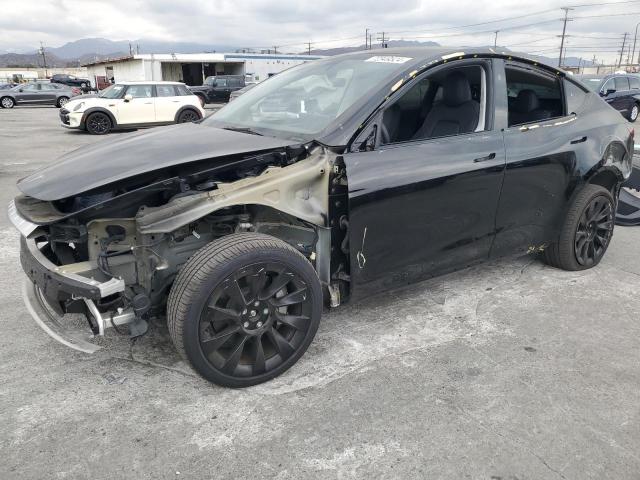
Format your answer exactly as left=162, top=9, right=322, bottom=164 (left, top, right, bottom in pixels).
left=342, top=60, right=506, bottom=294
left=154, top=84, right=180, bottom=122
left=213, top=78, right=230, bottom=101
left=14, top=83, right=42, bottom=104
left=39, top=83, right=59, bottom=104
left=116, top=84, right=156, bottom=124
left=492, top=60, right=590, bottom=257
left=602, top=77, right=629, bottom=115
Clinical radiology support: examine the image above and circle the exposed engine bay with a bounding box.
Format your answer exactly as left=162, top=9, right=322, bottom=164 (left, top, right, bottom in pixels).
left=13, top=143, right=351, bottom=347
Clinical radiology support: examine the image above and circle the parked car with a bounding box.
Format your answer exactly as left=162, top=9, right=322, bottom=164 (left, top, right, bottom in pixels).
left=0, top=82, right=75, bottom=108
left=50, top=73, right=91, bottom=90
left=575, top=73, right=640, bottom=121
left=0, top=82, right=16, bottom=90
left=229, top=82, right=257, bottom=102
left=189, top=75, right=246, bottom=105
left=10, top=48, right=633, bottom=387
left=59, top=81, right=205, bottom=134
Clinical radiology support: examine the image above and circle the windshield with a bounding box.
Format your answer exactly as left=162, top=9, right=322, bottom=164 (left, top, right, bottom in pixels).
left=205, top=55, right=415, bottom=140
left=99, top=84, right=126, bottom=99
left=580, top=78, right=603, bottom=91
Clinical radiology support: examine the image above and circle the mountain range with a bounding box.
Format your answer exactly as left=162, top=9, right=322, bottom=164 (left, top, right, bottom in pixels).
left=0, top=37, right=592, bottom=69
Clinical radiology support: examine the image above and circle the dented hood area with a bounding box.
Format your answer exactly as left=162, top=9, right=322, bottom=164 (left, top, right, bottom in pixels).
left=17, top=122, right=298, bottom=201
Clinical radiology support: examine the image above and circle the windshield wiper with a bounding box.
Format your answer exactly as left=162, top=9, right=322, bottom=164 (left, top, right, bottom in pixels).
left=222, top=126, right=263, bottom=136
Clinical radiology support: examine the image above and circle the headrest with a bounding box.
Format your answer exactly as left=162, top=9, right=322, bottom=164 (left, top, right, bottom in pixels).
left=443, top=72, right=472, bottom=106
left=513, top=89, right=540, bottom=113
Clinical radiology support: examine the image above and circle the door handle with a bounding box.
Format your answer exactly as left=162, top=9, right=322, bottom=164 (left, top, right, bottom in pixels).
left=473, top=152, right=496, bottom=163
left=144, top=102, right=153, bottom=105
left=570, top=136, right=587, bottom=144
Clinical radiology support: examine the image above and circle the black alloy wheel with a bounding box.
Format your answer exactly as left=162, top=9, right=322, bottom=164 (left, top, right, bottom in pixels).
left=167, top=233, right=322, bottom=388
left=200, top=262, right=313, bottom=379
left=177, top=109, right=200, bottom=123
left=544, top=184, right=615, bottom=271
left=85, top=112, right=111, bottom=135
left=574, top=195, right=614, bottom=267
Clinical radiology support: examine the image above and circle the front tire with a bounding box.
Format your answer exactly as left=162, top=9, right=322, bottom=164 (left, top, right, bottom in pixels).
left=543, top=184, right=615, bottom=271
left=56, top=96, right=69, bottom=108
left=167, top=233, right=322, bottom=388
left=1, top=96, right=15, bottom=109
left=85, top=112, right=112, bottom=135
left=629, top=103, right=639, bottom=122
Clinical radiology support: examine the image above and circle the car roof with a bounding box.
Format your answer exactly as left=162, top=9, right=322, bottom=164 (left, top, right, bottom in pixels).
left=117, top=81, right=184, bottom=85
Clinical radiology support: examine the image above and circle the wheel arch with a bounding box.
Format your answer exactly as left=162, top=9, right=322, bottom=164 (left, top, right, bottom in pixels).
left=174, top=105, right=202, bottom=122
left=80, top=107, right=117, bottom=129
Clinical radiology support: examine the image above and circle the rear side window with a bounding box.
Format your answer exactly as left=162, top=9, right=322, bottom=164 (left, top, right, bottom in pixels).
left=176, top=85, right=193, bottom=96
left=126, top=85, right=153, bottom=98
left=506, top=65, right=564, bottom=126
left=564, top=80, right=587, bottom=114
left=630, top=76, right=640, bottom=89
left=614, top=77, right=630, bottom=91
left=156, top=85, right=177, bottom=97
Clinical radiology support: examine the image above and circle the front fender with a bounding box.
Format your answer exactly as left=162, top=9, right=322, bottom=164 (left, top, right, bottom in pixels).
left=135, top=148, right=333, bottom=234
left=80, top=107, right=117, bottom=129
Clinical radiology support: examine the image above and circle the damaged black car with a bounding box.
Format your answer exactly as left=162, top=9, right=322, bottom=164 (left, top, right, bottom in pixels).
left=10, top=48, right=634, bottom=387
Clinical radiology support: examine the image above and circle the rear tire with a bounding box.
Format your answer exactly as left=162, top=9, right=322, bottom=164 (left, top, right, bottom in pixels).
left=85, top=112, right=112, bottom=135
left=167, top=233, right=322, bottom=388
left=543, top=184, right=615, bottom=271
left=56, top=96, right=69, bottom=108
left=1, top=96, right=15, bottom=109
left=177, top=109, right=201, bottom=123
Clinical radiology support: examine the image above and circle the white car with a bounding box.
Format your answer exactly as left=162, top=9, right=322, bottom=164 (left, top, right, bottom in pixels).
left=60, top=81, right=206, bottom=135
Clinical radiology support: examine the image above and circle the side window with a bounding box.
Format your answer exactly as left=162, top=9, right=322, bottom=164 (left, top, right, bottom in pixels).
left=630, top=76, right=640, bottom=90
left=564, top=80, right=587, bottom=114
left=126, top=85, right=153, bottom=98
left=602, top=78, right=615, bottom=93
left=156, top=85, right=177, bottom=97
left=216, top=78, right=228, bottom=87
left=614, top=77, right=629, bottom=91
left=380, top=64, right=486, bottom=144
left=506, top=65, right=563, bottom=127
left=22, top=84, right=38, bottom=91
left=176, top=85, right=193, bottom=96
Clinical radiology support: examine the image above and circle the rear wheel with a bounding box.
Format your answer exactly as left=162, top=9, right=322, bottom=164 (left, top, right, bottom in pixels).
left=544, top=184, right=615, bottom=271
left=56, top=96, right=69, bottom=108
left=1, top=96, right=15, bottom=109
left=629, top=103, right=639, bottom=122
left=85, top=112, right=112, bottom=135
left=177, top=109, right=200, bottom=123
left=167, top=233, right=322, bottom=388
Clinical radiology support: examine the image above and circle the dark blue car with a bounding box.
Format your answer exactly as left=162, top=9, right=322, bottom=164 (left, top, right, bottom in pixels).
left=576, top=73, right=640, bottom=122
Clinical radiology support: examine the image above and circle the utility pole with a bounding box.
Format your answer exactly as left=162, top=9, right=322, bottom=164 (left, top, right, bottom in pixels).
left=306, top=42, right=312, bottom=55
left=558, top=7, right=573, bottom=68
left=632, top=22, right=640, bottom=67
left=618, top=32, right=629, bottom=67
left=273, top=46, right=279, bottom=54
left=365, top=28, right=369, bottom=50
left=39, top=41, right=48, bottom=77
left=377, top=32, right=388, bottom=48
left=493, top=30, right=499, bottom=48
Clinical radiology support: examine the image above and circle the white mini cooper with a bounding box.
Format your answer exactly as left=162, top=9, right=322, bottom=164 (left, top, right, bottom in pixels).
left=60, top=81, right=206, bottom=134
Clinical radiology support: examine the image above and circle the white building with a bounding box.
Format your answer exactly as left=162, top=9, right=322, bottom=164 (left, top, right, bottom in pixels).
left=83, top=52, right=323, bottom=88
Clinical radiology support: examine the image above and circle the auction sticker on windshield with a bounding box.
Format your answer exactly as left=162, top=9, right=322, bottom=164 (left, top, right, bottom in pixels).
left=365, top=56, right=412, bottom=64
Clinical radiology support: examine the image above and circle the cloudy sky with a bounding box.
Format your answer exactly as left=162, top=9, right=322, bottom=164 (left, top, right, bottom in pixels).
left=2, top=0, right=640, bottom=64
